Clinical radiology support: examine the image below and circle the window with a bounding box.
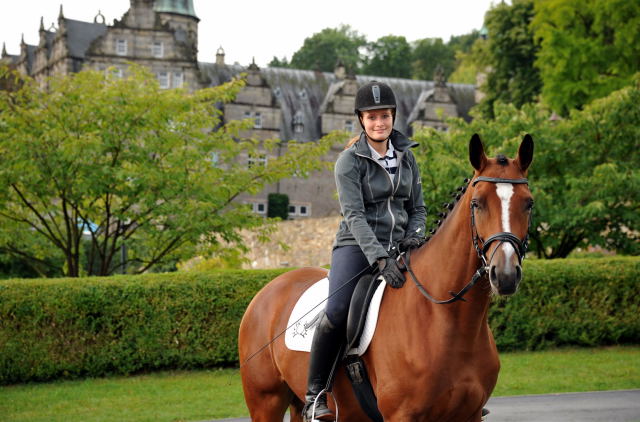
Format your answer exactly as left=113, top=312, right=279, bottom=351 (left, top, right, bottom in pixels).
left=251, top=202, right=266, bottom=214
left=244, top=111, right=262, bottom=129
left=157, top=72, right=169, bottom=89
left=345, top=120, right=354, bottom=132
left=289, top=204, right=311, bottom=217
left=173, top=71, right=184, bottom=88
left=248, top=154, right=267, bottom=168
left=116, top=39, right=127, bottom=56
left=253, top=112, right=262, bottom=129
left=108, top=67, right=123, bottom=79
left=209, top=151, right=220, bottom=167
left=293, top=111, right=304, bottom=134
left=152, top=41, right=164, bottom=58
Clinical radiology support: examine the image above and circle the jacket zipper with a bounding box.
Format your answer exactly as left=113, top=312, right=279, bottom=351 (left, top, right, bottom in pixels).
left=356, top=151, right=403, bottom=250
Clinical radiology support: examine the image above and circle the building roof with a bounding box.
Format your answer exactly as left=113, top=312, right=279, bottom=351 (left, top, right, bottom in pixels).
left=199, top=62, right=476, bottom=141
left=64, top=19, right=107, bottom=59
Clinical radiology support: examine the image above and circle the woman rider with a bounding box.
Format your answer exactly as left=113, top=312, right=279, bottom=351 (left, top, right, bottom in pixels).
left=303, top=81, right=427, bottom=421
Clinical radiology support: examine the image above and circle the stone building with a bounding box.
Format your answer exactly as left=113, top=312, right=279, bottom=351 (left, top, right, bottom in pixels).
left=1, top=0, right=477, bottom=219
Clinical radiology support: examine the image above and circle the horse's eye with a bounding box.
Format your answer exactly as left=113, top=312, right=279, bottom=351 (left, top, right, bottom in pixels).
left=526, top=199, right=534, bottom=211
left=471, top=199, right=480, bottom=209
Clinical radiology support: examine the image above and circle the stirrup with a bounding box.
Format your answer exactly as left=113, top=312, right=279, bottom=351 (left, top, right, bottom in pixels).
left=303, top=389, right=338, bottom=422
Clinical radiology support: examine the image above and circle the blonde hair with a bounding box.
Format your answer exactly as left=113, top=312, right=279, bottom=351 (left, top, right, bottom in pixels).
left=344, top=135, right=360, bottom=150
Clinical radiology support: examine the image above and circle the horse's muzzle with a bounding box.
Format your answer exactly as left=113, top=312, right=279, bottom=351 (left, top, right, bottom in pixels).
left=489, top=262, right=522, bottom=295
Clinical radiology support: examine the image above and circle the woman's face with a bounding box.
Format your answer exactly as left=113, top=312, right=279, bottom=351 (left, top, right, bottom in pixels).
left=361, top=109, right=393, bottom=142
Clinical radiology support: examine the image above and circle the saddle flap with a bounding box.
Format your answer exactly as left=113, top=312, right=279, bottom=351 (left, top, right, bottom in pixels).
left=346, top=274, right=383, bottom=351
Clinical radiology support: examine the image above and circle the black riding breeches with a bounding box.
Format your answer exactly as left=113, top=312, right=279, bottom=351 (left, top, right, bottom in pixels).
left=325, top=245, right=372, bottom=327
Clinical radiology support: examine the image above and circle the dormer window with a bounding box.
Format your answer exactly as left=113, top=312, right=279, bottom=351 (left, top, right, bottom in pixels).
left=253, top=112, right=262, bottom=129
left=244, top=111, right=262, bottom=129
left=152, top=41, right=164, bottom=58
left=293, top=111, right=304, bottom=134
left=116, top=39, right=127, bottom=56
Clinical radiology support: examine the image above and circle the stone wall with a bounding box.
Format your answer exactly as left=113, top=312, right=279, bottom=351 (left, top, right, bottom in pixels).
left=242, top=216, right=342, bottom=269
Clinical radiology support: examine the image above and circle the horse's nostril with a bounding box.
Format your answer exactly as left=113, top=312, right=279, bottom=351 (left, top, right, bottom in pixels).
left=516, top=265, right=522, bottom=281
left=490, top=265, right=497, bottom=281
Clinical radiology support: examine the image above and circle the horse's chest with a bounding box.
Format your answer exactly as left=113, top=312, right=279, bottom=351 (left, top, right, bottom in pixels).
left=377, top=349, right=499, bottom=420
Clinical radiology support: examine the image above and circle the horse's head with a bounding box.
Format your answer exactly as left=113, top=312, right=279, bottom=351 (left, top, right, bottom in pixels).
left=468, top=134, right=534, bottom=296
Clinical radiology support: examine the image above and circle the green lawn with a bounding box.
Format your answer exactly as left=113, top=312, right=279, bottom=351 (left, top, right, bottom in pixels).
left=1, top=346, right=639, bottom=422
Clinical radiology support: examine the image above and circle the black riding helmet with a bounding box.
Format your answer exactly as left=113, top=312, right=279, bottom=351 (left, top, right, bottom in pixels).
left=354, top=81, right=397, bottom=129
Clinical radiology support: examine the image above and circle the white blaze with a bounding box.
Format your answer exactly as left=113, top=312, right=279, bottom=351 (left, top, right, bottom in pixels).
left=496, top=183, right=515, bottom=260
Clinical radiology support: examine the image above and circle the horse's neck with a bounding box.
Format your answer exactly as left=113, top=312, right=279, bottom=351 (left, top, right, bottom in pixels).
left=408, top=199, right=491, bottom=320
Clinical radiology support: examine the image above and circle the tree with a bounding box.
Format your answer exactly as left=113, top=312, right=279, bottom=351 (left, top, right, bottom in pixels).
left=411, top=38, right=456, bottom=81
left=447, top=30, right=481, bottom=55
left=532, top=0, right=640, bottom=115
left=268, top=56, right=289, bottom=68
left=449, top=37, right=491, bottom=85
left=412, top=77, right=640, bottom=258
left=476, top=0, right=542, bottom=118
left=0, top=65, right=340, bottom=276
left=289, top=25, right=367, bottom=73
left=362, top=35, right=412, bottom=78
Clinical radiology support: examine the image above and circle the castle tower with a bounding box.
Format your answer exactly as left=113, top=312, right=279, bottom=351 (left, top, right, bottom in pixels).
left=154, top=0, right=199, bottom=60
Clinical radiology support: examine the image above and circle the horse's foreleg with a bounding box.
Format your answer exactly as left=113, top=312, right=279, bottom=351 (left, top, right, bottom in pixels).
left=288, top=398, right=305, bottom=422
left=245, top=389, right=292, bottom=422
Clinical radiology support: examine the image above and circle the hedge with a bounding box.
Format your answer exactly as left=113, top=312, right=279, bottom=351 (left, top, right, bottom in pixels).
left=0, top=269, right=285, bottom=384
left=0, top=257, right=638, bottom=384
left=490, top=256, right=640, bottom=351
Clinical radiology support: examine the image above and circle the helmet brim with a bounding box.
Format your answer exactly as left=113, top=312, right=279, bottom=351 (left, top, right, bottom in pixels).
left=355, top=104, right=397, bottom=113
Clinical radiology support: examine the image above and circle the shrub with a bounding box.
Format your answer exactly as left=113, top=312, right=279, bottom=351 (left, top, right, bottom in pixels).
left=0, top=269, right=285, bottom=384
left=490, top=257, right=640, bottom=351
left=0, top=257, right=637, bottom=384
left=267, top=193, right=289, bottom=220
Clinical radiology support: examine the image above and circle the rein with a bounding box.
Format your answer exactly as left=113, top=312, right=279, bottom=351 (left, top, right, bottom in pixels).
left=403, top=176, right=531, bottom=304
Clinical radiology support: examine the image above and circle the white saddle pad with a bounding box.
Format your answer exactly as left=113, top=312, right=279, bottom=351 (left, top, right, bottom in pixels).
left=284, top=277, right=386, bottom=356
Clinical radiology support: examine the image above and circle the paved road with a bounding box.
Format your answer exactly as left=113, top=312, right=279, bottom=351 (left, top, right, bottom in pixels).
left=209, top=389, right=640, bottom=421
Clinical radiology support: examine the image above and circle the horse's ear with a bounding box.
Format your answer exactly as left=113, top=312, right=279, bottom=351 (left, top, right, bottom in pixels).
left=469, top=133, right=487, bottom=171
left=516, top=134, right=534, bottom=172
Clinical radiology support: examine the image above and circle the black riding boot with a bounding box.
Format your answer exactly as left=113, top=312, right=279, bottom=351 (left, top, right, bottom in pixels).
left=303, top=312, right=343, bottom=422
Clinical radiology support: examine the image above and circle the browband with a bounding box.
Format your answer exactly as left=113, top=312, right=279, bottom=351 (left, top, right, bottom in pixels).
left=472, top=176, right=529, bottom=186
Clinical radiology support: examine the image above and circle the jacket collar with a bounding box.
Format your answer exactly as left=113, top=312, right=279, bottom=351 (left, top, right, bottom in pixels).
left=354, top=129, right=417, bottom=158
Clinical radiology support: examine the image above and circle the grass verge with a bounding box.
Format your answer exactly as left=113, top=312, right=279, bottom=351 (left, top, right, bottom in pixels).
left=2, top=346, right=639, bottom=422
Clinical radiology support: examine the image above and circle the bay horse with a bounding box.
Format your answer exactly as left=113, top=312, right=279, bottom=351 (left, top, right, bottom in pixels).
left=239, top=133, right=534, bottom=421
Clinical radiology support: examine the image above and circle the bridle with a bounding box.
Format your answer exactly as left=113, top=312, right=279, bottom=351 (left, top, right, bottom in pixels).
left=471, top=176, right=531, bottom=268
left=402, top=176, right=532, bottom=305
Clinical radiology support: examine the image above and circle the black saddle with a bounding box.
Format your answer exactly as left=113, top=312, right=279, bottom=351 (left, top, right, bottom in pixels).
left=346, top=273, right=383, bottom=352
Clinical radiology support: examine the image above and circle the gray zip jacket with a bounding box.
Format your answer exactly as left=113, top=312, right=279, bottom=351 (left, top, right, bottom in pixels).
left=333, top=130, right=427, bottom=265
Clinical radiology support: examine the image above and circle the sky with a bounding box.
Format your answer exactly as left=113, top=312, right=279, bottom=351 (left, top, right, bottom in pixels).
left=1, top=0, right=498, bottom=67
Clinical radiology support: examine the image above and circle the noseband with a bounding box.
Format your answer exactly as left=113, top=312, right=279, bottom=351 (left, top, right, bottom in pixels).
left=402, top=176, right=531, bottom=305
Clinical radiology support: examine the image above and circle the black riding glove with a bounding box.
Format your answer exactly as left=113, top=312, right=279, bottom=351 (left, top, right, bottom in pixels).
left=377, top=257, right=406, bottom=288
left=398, top=236, right=422, bottom=253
